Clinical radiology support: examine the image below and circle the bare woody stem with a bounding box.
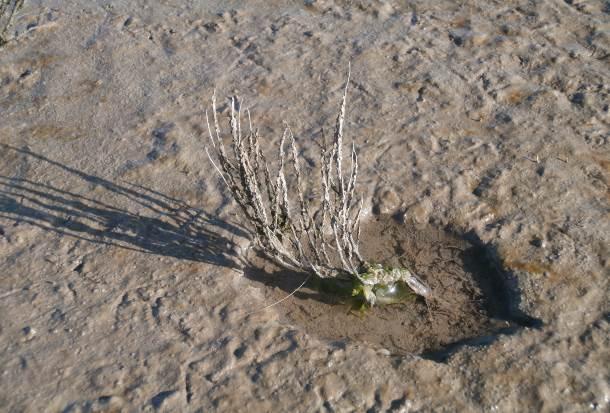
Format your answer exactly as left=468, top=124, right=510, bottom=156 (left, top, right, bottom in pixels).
left=205, top=70, right=363, bottom=280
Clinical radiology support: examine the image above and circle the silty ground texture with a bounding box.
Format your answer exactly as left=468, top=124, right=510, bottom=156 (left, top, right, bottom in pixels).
left=0, top=1, right=608, bottom=412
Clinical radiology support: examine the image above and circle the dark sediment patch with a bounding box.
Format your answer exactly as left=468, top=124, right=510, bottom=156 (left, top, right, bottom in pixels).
left=244, top=215, right=540, bottom=360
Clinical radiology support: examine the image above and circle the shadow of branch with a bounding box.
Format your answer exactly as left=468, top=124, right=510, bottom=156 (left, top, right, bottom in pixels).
left=0, top=144, right=247, bottom=268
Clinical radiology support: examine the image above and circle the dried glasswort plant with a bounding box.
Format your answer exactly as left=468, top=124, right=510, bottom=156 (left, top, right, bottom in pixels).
left=0, top=0, right=24, bottom=46
left=205, top=73, right=431, bottom=307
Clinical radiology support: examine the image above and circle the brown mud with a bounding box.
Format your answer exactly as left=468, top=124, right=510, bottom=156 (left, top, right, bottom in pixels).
left=245, top=215, right=540, bottom=358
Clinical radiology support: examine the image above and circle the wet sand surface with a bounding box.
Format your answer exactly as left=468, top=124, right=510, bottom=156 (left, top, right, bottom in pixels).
left=1, top=1, right=608, bottom=411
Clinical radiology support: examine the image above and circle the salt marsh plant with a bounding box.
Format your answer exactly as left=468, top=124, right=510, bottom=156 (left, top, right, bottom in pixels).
left=0, top=0, right=24, bottom=46
left=205, top=72, right=431, bottom=307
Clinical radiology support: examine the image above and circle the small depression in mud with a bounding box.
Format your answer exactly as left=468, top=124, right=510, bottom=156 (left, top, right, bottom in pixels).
left=244, top=216, right=540, bottom=360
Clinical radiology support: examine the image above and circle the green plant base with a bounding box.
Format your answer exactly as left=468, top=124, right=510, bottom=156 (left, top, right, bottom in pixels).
left=307, top=264, right=420, bottom=309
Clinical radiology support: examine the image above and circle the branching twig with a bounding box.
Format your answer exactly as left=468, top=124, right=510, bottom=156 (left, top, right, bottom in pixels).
left=206, top=70, right=361, bottom=280
left=205, top=69, right=432, bottom=307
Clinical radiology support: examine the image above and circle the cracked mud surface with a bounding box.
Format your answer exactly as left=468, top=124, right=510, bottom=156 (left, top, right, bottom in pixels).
left=1, top=1, right=608, bottom=412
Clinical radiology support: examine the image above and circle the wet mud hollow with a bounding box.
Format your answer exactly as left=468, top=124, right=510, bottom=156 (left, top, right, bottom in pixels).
left=245, top=216, right=540, bottom=360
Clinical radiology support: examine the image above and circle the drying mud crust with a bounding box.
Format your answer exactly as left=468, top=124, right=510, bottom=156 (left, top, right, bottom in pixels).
left=245, top=215, right=537, bottom=357
left=1, top=1, right=608, bottom=410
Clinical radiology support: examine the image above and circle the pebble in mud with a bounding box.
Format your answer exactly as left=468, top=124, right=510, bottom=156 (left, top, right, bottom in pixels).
left=21, top=326, right=36, bottom=341
left=530, top=237, right=546, bottom=248
left=401, top=199, right=432, bottom=225
left=373, top=188, right=401, bottom=215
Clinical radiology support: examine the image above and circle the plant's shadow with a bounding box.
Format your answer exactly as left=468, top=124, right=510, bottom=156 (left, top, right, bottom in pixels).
left=243, top=258, right=349, bottom=306
left=0, top=144, right=246, bottom=268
